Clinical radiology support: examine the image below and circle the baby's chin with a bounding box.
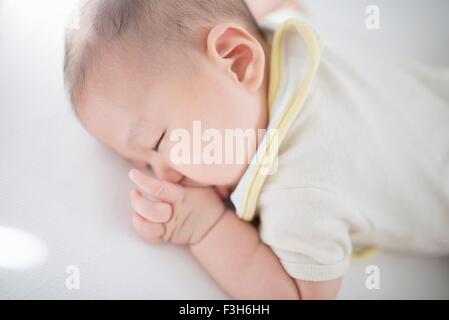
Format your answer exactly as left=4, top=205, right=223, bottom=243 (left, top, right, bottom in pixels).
left=194, top=164, right=248, bottom=187
left=180, top=177, right=236, bottom=200
left=181, top=177, right=232, bottom=189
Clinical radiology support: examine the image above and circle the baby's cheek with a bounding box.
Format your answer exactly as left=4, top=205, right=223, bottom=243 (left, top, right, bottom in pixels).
left=181, top=163, right=247, bottom=187
left=164, top=143, right=249, bottom=186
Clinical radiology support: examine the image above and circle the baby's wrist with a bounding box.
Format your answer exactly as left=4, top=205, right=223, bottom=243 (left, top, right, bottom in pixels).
left=192, top=207, right=229, bottom=247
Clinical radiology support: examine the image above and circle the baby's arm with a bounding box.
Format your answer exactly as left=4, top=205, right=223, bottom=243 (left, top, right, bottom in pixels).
left=190, top=209, right=342, bottom=300
left=128, top=170, right=341, bottom=299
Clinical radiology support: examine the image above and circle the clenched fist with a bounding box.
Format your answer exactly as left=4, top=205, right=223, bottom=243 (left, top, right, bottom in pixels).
left=129, top=169, right=226, bottom=246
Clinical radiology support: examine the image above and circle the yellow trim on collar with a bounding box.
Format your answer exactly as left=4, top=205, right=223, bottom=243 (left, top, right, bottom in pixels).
left=351, top=247, right=381, bottom=262
left=239, top=19, right=323, bottom=222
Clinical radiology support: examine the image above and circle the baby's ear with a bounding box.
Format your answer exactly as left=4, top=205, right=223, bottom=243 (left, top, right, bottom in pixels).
left=206, top=23, right=265, bottom=92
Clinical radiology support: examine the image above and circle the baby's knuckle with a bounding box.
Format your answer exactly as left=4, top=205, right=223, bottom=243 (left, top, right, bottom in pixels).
left=154, top=182, right=167, bottom=198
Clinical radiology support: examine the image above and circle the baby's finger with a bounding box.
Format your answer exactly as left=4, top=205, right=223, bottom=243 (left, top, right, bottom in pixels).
left=132, top=212, right=164, bottom=244
left=129, top=169, right=184, bottom=204
left=130, top=189, right=172, bottom=223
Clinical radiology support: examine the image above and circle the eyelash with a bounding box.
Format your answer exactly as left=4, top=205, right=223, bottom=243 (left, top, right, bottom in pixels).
left=154, top=130, right=166, bottom=152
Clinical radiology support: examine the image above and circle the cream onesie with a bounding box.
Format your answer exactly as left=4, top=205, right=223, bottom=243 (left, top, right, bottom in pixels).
left=230, top=10, right=449, bottom=282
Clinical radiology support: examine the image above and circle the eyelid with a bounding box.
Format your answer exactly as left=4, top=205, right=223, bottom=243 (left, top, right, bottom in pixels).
left=154, top=130, right=166, bottom=151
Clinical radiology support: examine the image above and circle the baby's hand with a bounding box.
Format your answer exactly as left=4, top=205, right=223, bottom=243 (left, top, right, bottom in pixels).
left=128, top=170, right=226, bottom=246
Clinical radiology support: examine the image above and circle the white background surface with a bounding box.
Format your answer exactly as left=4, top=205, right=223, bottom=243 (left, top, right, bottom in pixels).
left=0, top=0, right=448, bottom=299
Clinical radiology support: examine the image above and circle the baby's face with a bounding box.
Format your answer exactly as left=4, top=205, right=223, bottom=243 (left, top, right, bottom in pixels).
left=77, top=49, right=268, bottom=192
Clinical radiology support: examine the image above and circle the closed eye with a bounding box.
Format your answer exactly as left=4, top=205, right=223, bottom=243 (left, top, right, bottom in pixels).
left=153, top=130, right=166, bottom=152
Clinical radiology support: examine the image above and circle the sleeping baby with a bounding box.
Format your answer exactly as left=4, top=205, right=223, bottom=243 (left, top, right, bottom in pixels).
left=64, top=0, right=449, bottom=299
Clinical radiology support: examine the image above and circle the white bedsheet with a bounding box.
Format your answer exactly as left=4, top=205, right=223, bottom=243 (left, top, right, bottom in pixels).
left=0, top=0, right=448, bottom=299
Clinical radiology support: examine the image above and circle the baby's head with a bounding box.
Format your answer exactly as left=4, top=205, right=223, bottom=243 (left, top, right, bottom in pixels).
left=64, top=0, right=269, bottom=190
